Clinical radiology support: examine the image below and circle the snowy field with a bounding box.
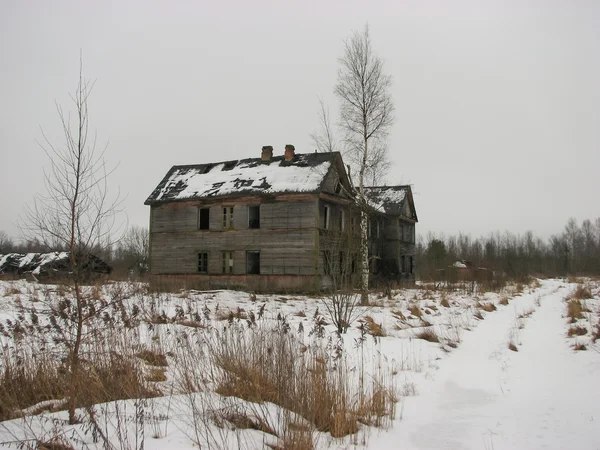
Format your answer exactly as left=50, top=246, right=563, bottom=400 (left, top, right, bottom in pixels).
left=0, top=278, right=598, bottom=449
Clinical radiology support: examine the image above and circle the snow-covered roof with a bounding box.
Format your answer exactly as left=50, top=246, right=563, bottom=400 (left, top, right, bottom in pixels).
left=145, top=152, right=338, bottom=205
left=364, top=186, right=412, bottom=216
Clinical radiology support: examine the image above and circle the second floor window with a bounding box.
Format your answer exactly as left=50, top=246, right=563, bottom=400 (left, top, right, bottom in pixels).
left=198, top=208, right=209, bottom=230
left=340, top=209, right=345, bottom=231
left=323, top=205, right=330, bottom=229
left=223, top=207, right=234, bottom=229
left=248, top=205, right=260, bottom=229
left=222, top=251, right=233, bottom=274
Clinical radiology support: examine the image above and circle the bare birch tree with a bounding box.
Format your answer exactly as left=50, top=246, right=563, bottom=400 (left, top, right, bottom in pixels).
left=19, top=57, right=123, bottom=423
left=334, top=24, right=395, bottom=303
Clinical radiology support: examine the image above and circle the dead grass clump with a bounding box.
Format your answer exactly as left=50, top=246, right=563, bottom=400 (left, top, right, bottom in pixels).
left=146, top=368, right=168, bottom=383
left=216, top=307, right=247, bottom=321
left=0, top=355, right=68, bottom=421
left=518, top=308, right=535, bottom=319
left=294, top=310, right=307, bottom=317
left=221, top=410, right=277, bottom=436
left=209, top=325, right=395, bottom=439
left=5, top=286, right=21, bottom=295
left=414, top=327, right=439, bottom=343
left=567, top=326, right=587, bottom=337
left=37, top=437, right=75, bottom=450
left=136, top=348, right=168, bottom=367
left=508, top=342, right=518, bottom=352
left=440, top=292, right=450, bottom=308
left=499, top=295, right=509, bottom=306
left=567, top=299, right=590, bottom=323
left=473, top=310, right=484, bottom=320
left=571, top=285, right=593, bottom=300
left=362, top=316, right=386, bottom=337
left=0, top=348, right=157, bottom=422
left=476, top=302, right=497, bottom=312
left=391, top=310, right=406, bottom=321
left=573, top=343, right=587, bottom=351
left=408, top=304, right=422, bottom=318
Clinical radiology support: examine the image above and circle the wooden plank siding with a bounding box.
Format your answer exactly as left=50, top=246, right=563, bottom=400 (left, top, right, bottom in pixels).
left=150, top=195, right=320, bottom=277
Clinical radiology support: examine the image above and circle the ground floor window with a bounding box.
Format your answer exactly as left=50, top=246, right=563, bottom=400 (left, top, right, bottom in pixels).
left=222, top=251, right=233, bottom=274
left=246, top=251, right=260, bottom=274
left=198, top=252, right=208, bottom=273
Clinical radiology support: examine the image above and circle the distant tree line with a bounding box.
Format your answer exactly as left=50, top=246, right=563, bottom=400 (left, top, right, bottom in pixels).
left=416, top=217, right=600, bottom=281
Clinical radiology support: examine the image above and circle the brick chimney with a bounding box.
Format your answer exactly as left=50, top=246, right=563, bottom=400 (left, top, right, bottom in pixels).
left=261, top=145, right=273, bottom=162
left=284, top=144, right=295, bottom=162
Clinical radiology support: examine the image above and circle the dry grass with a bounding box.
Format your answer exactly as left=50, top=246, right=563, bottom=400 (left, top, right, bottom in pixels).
left=473, top=309, right=484, bottom=320
left=498, top=295, right=509, bottom=306
left=567, top=326, right=587, bottom=337
left=508, top=342, right=518, bottom=352
left=209, top=325, right=396, bottom=439
left=566, top=299, right=590, bottom=323
left=573, top=342, right=587, bottom=351
left=476, top=302, right=497, bottom=312
left=440, top=291, right=450, bottom=308
left=136, top=348, right=168, bottom=367
left=146, top=368, right=168, bottom=382
left=414, top=327, right=439, bottom=343
left=571, top=285, right=593, bottom=300
left=408, top=304, right=422, bottom=318
left=0, top=348, right=158, bottom=422
left=215, top=307, right=247, bottom=321
left=518, top=308, right=535, bottom=319
left=362, top=316, right=386, bottom=337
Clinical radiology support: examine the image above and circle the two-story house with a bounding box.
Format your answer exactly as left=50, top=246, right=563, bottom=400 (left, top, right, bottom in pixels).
left=144, top=145, right=417, bottom=292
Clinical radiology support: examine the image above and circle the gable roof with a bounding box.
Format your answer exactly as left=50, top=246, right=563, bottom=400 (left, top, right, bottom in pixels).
left=364, top=185, right=418, bottom=221
left=145, top=152, right=340, bottom=205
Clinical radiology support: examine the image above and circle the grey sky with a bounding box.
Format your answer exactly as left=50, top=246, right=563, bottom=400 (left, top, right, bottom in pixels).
left=1, top=0, right=599, bottom=244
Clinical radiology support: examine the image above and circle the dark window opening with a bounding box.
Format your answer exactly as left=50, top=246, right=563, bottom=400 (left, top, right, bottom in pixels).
left=409, top=256, right=414, bottom=274
left=335, top=182, right=342, bottom=194
left=323, top=205, right=330, bottom=229
left=248, top=205, right=260, bottom=229
left=199, top=208, right=209, bottom=230
left=198, top=252, right=208, bottom=273
left=401, top=255, right=406, bottom=273
left=247, top=251, right=260, bottom=274
left=351, top=254, right=357, bottom=274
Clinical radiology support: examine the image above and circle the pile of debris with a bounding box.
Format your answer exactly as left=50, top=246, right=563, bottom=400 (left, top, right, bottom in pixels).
left=0, top=252, right=111, bottom=281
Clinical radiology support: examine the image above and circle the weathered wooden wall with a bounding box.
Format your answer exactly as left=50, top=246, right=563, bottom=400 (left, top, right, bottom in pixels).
left=150, top=196, right=320, bottom=276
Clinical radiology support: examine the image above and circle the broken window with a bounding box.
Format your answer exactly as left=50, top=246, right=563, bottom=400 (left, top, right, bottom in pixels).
left=198, top=208, right=209, bottom=230
left=246, top=251, right=260, bottom=274
left=248, top=205, right=260, bottom=229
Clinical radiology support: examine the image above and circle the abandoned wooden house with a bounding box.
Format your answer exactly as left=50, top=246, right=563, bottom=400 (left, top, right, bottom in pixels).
left=144, top=145, right=417, bottom=292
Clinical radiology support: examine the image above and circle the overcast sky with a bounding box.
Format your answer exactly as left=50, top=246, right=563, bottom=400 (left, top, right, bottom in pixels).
left=1, top=0, right=599, bottom=244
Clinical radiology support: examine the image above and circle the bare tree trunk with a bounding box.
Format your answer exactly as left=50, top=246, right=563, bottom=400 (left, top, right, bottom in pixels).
left=335, top=24, right=394, bottom=304
left=19, top=54, right=123, bottom=425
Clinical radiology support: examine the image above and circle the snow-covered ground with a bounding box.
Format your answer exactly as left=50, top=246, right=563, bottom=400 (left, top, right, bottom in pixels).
left=0, top=278, right=598, bottom=449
